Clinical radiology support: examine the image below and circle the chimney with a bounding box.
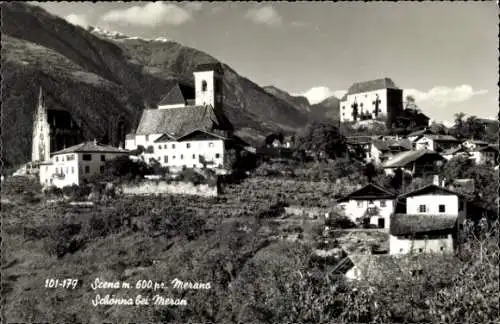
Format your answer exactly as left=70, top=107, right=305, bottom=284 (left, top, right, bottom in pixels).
left=433, top=175, right=441, bottom=187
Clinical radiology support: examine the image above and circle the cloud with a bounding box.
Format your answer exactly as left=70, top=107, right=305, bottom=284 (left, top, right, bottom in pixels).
left=245, top=5, right=283, bottom=27
left=184, top=2, right=203, bottom=12
left=403, top=85, right=488, bottom=108
left=290, top=21, right=310, bottom=28
left=65, top=14, right=89, bottom=28
left=294, top=87, right=346, bottom=104
left=101, top=3, right=192, bottom=27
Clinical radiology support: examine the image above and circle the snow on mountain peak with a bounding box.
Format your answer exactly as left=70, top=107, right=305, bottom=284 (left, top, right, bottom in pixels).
left=88, top=26, right=169, bottom=43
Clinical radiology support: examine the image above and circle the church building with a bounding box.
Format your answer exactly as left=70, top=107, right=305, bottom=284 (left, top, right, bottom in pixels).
left=339, top=78, right=404, bottom=127
left=125, top=63, right=243, bottom=171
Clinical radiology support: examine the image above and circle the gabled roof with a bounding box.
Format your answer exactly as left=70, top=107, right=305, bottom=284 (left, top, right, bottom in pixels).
left=157, top=83, right=194, bottom=106
left=341, top=77, right=399, bottom=100
left=390, top=214, right=457, bottom=236
left=399, top=184, right=465, bottom=199
left=407, top=128, right=434, bottom=137
left=382, top=150, right=444, bottom=168
left=372, top=139, right=412, bottom=152
left=51, top=141, right=129, bottom=155
left=441, top=146, right=469, bottom=156
left=418, top=134, right=460, bottom=142
left=135, top=105, right=233, bottom=137
left=337, top=182, right=397, bottom=202
left=194, top=62, right=224, bottom=74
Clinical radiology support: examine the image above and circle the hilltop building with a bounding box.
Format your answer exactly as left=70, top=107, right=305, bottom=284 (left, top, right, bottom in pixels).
left=125, top=63, right=244, bottom=171
left=39, top=140, right=129, bottom=188
left=339, top=78, right=404, bottom=126
left=31, top=86, right=82, bottom=163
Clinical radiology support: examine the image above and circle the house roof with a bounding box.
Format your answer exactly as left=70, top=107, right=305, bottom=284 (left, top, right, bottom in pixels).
left=372, top=139, right=412, bottom=152
left=382, top=150, right=444, bottom=168
left=157, top=83, right=194, bottom=106
left=419, top=134, right=460, bottom=142
left=51, top=141, right=129, bottom=155
left=441, top=146, right=469, bottom=156
left=346, top=136, right=372, bottom=145
left=477, top=145, right=499, bottom=153
left=465, top=139, right=490, bottom=145
left=341, top=77, right=399, bottom=100
left=390, top=214, right=457, bottom=236
left=125, top=133, right=135, bottom=140
left=135, top=105, right=233, bottom=137
left=194, top=62, right=224, bottom=74
left=407, top=128, right=434, bottom=137
left=337, top=182, right=397, bottom=202
left=399, top=184, right=465, bottom=199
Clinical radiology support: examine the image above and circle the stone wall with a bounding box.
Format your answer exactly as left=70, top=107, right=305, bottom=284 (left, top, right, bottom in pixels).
left=121, top=180, right=218, bottom=197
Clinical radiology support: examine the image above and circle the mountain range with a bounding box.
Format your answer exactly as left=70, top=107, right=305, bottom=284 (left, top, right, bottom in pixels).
left=0, top=2, right=340, bottom=168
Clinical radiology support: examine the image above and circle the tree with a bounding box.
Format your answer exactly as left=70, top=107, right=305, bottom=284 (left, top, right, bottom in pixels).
left=363, top=162, right=377, bottom=183
left=295, top=122, right=347, bottom=160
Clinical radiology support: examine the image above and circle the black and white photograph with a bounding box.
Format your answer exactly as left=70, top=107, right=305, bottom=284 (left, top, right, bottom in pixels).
left=1, top=1, right=499, bottom=323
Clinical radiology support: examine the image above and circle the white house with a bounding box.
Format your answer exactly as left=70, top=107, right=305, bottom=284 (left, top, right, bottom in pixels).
left=468, top=145, right=498, bottom=165
left=462, top=139, right=490, bottom=151
left=389, top=181, right=467, bottom=255
left=414, top=134, right=462, bottom=152
left=39, top=141, right=129, bottom=188
left=336, top=182, right=397, bottom=229
left=441, top=146, right=471, bottom=161
left=125, top=63, right=240, bottom=172
left=339, top=78, right=404, bottom=124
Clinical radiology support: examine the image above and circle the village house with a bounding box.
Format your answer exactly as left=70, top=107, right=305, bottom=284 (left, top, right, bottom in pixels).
left=39, top=140, right=129, bottom=188
left=345, top=136, right=372, bottom=161
left=389, top=178, right=467, bottom=255
left=339, top=77, right=403, bottom=126
left=406, top=127, right=435, bottom=143
left=468, top=145, right=498, bottom=165
left=414, top=134, right=462, bottom=152
left=336, top=182, right=397, bottom=229
left=462, top=139, right=490, bottom=151
left=125, top=63, right=242, bottom=172
left=441, top=146, right=471, bottom=161
left=368, top=138, right=412, bottom=165
left=382, top=149, right=445, bottom=177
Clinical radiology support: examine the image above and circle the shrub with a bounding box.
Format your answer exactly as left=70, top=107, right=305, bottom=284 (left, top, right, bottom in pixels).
left=325, top=215, right=357, bottom=229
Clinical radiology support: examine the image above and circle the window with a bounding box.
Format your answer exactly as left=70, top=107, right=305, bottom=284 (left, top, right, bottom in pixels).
left=55, top=167, right=58, bottom=173
left=172, top=144, right=176, bottom=149
left=215, top=153, right=220, bottom=159
left=71, top=167, right=74, bottom=174
left=209, top=142, right=214, bottom=148
left=186, top=143, right=190, bottom=148
left=193, top=164, right=196, bottom=168
left=400, top=248, right=403, bottom=252
left=357, top=201, right=363, bottom=207
left=66, top=154, right=75, bottom=161
left=55, top=156, right=59, bottom=162
left=380, top=200, right=386, bottom=207
left=418, top=205, right=427, bottom=213
left=438, top=204, right=446, bottom=213
left=158, top=145, right=162, bottom=150
left=145, top=135, right=149, bottom=142
left=164, top=156, right=168, bottom=163
left=82, top=154, right=92, bottom=161
left=440, top=246, right=444, bottom=251
left=202, top=80, right=208, bottom=92
left=459, top=201, right=464, bottom=211
left=100, top=166, right=104, bottom=173
left=173, top=155, right=176, bottom=159
left=418, top=248, right=423, bottom=253
left=192, top=154, right=196, bottom=159
left=101, top=155, right=105, bottom=162
left=85, top=166, right=90, bottom=173
left=180, top=155, right=184, bottom=160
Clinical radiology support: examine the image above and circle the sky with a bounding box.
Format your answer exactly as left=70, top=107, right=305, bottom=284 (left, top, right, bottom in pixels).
left=32, top=1, right=498, bottom=124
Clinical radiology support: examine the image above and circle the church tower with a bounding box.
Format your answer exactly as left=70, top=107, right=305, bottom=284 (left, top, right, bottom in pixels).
left=31, top=86, right=51, bottom=162
left=193, top=63, right=224, bottom=110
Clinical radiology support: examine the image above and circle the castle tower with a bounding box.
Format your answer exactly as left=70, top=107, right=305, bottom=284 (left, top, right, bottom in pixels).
left=193, top=63, right=224, bottom=110
left=31, top=86, right=51, bottom=162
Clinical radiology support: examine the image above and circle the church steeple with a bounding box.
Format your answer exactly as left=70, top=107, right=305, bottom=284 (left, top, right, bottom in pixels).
left=32, top=86, right=51, bottom=162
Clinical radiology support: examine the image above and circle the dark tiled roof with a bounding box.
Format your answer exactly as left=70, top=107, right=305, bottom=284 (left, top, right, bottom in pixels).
left=157, top=83, right=195, bottom=106
left=194, top=62, right=224, bottom=74
left=478, top=145, right=499, bottom=152
left=337, top=182, right=397, bottom=202
left=135, top=105, right=233, bottom=137
left=372, top=139, right=412, bottom=152
left=441, top=146, right=468, bottom=155
left=51, top=141, right=129, bottom=155
left=399, top=184, right=465, bottom=199
left=382, top=150, right=444, bottom=168
left=390, top=214, right=457, bottom=236
left=341, top=78, right=399, bottom=100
